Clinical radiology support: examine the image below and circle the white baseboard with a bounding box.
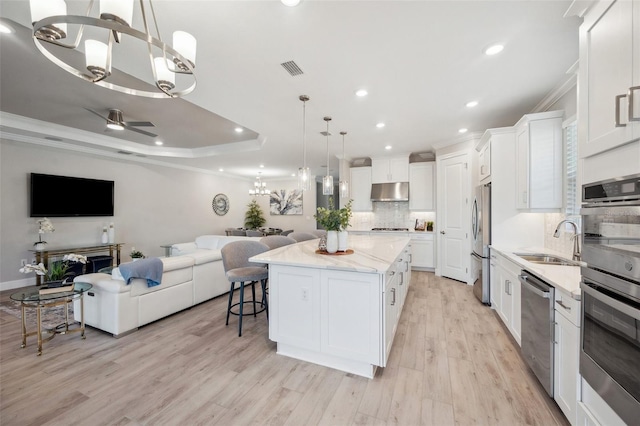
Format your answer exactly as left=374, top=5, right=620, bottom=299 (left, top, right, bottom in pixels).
left=1, top=277, right=34, bottom=292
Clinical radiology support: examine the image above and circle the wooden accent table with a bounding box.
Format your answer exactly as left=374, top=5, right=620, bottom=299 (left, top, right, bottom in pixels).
left=30, top=243, right=123, bottom=286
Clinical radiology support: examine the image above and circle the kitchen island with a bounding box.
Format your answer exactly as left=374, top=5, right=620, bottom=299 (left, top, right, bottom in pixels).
left=250, top=234, right=411, bottom=378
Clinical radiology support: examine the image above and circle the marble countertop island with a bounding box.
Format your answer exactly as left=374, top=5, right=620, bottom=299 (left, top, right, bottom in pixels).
left=250, top=234, right=411, bottom=274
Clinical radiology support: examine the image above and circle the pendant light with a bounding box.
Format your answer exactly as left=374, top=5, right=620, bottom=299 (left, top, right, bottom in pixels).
left=322, top=116, right=334, bottom=195
left=297, top=95, right=310, bottom=191
left=339, top=131, right=349, bottom=198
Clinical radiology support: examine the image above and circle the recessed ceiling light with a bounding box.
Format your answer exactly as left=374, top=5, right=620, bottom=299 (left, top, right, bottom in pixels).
left=459, top=128, right=468, bottom=134
left=155, top=140, right=163, bottom=146
left=466, top=101, right=479, bottom=108
left=281, top=0, right=301, bottom=6
left=234, top=127, right=243, bottom=133
left=484, top=44, right=504, bottom=56
left=385, top=145, right=392, bottom=150
left=355, top=89, right=368, bottom=97
left=219, top=168, right=224, bottom=172
left=376, top=122, right=385, bottom=128
left=0, top=23, right=13, bottom=34
left=259, top=164, right=264, bottom=168
left=291, top=173, right=296, bottom=177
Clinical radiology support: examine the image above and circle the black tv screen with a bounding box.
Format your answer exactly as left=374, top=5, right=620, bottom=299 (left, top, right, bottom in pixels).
left=30, top=173, right=114, bottom=217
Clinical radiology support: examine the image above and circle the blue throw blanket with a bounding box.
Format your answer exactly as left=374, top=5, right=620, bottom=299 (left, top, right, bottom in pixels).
left=119, top=258, right=163, bottom=287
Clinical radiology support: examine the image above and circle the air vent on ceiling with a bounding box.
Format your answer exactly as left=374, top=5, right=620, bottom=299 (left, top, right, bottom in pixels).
left=117, top=150, right=132, bottom=155
left=281, top=60, right=304, bottom=76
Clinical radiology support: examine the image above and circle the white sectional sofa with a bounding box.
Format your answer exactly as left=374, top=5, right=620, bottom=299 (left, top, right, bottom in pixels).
left=73, top=235, right=262, bottom=336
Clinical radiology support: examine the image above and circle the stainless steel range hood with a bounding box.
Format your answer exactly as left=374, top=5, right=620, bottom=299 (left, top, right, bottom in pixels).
left=370, top=182, right=409, bottom=201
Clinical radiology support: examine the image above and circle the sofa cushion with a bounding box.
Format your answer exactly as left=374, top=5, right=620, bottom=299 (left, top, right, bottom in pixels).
left=161, top=256, right=195, bottom=271
left=188, top=249, right=222, bottom=264
left=195, top=235, right=223, bottom=250
left=171, top=242, right=198, bottom=256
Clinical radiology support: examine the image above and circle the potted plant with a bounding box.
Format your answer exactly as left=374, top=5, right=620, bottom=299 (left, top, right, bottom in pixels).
left=315, top=199, right=352, bottom=253
left=244, top=199, right=266, bottom=230
left=19, top=253, right=87, bottom=284
left=34, top=217, right=54, bottom=251
left=130, top=247, right=145, bottom=261
left=426, top=221, right=434, bottom=232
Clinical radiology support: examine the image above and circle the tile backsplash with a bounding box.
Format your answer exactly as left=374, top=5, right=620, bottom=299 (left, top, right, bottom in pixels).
left=544, top=212, right=580, bottom=259
left=350, top=202, right=436, bottom=230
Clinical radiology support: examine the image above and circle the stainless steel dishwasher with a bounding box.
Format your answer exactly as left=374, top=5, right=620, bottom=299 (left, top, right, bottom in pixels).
left=519, top=270, right=555, bottom=397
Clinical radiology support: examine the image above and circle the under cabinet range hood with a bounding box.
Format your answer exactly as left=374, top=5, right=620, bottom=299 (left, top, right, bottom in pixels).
left=370, top=182, right=409, bottom=201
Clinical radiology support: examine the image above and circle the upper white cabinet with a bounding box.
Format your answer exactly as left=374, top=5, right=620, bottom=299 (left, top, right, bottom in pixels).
left=476, top=132, right=492, bottom=183
left=578, top=0, right=640, bottom=159
left=409, top=162, right=435, bottom=211
left=515, top=110, right=564, bottom=210
left=350, top=167, right=373, bottom=211
left=371, top=156, right=409, bottom=183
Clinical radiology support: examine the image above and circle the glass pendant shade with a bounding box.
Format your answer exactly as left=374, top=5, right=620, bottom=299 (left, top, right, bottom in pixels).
left=30, top=0, right=67, bottom=37
left=173, top=31, right=197, bottom=67
left=298, top=167, right=310, bottom=191
left=100, top=0, right=134, bottom=26
left=340, top=179, right=349, bottom=198
left=323, top=175, right=334, bottom=195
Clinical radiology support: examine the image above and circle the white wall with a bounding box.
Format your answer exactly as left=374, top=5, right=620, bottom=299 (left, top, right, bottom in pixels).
left=0, top=140, right=317, bottom=289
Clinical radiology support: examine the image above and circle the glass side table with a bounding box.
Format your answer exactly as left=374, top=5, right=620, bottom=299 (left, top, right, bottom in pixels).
left=10, top=282, right=92, bottom=356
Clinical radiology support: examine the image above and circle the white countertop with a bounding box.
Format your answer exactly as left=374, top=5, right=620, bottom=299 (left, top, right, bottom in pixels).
left=250, top=234, right=411, bottom=273
left=491, top=246, right=583, bottom=299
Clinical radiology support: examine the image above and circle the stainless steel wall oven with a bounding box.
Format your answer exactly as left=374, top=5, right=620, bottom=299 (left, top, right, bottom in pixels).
left=580, top=174, right=640, bottom=425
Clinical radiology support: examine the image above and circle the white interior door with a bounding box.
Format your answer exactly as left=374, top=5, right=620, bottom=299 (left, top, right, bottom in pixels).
left=437, top=152, right=470, bottom=283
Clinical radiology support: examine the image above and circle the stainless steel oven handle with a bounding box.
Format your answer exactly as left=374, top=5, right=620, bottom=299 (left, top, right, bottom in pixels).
left=581, top=281, right=640, bottom=321
left=519, top=274, right=550, bottom=298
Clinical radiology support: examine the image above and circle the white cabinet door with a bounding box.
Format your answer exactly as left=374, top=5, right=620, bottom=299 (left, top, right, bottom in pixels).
left=554, top=311, right=580, bottom=426
left=579, top=0, right=640, bottom=158
left=494, top=252, right=522, bottom=345
left=409, top=162, right=435, bottom=211
left=411, top=236, right=434, bottom=269
left=350, top=167, right=372, bottom=211
left=478, top=142, right=491, bottom=182
left=383, top=270, right=399, bottom=365
left=490, top=252, right=500, bottom=310
left=371, top=157, right=409, bottom=183
left=515, top=125, right=530, bottom=209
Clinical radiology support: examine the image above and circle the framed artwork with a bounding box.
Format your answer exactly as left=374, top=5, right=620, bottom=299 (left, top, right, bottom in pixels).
left=270, top=189, right=303, bottom=215
left=414, top=219, right=426, bottom=231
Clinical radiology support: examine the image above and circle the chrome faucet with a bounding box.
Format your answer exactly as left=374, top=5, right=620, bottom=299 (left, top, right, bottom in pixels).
left=553, top=220, right=581, bottom=261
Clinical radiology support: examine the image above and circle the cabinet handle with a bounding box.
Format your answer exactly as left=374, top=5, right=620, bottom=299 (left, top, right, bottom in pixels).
left=555, top=300, right=571, bottom=311
left=552, top=322, right=558, bottom=344
left=629, top=86, right=640, bottom=122
left=615, top=94, right=628, bottom=127
left=391, top=288, right=396, bottom=306
left=505, top=280, right=510, bottom=295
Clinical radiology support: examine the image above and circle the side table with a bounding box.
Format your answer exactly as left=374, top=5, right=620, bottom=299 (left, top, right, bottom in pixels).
left=10, top=282, right=92, bottom=356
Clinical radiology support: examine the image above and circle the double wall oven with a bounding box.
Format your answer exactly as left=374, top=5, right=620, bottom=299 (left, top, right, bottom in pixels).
left=580, top=174, right=640, bottom=425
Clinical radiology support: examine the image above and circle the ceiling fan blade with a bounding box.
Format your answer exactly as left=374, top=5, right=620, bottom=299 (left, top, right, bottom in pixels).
left=123, top=121, right=155, bottom=127
left=84, top=107, right=108, bottom=121
left=124, top=124, right=157, bottom=138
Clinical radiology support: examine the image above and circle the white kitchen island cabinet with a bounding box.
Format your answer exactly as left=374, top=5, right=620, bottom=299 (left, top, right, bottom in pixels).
left=250, top=234, right=411, bottom=378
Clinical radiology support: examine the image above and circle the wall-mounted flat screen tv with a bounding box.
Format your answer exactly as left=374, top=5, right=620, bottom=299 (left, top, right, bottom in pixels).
left=30, top=173, right=114, bottom=217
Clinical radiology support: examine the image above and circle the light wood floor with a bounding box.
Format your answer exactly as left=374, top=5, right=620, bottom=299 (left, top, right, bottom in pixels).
left=0, top=272, right=568, bottom=425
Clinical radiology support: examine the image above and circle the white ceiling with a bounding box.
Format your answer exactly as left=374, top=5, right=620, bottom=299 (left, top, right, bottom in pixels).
left=0, top=0, right=581, bottom=181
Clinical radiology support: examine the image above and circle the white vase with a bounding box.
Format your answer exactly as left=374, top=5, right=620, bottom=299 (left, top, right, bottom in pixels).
left=338, top=230, right=348, bottom=251
left=34, top=242, right=46, bottom=251
left=108, top=223, right=115, bottom=244
left=326, top=230, right=338, bottom=254
left=101, top=230, right=108, bottom=244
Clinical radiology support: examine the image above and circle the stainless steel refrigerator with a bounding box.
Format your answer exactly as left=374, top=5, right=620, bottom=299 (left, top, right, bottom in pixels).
left=471, top=183, right=491, bottom=304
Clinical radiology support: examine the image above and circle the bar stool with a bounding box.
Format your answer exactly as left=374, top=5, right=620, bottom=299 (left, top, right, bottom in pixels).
left=259, top=235, right=296, bottom=250
left=221, top=241, right=270, bottom=336
left=288, top=232, right=317, bottom=242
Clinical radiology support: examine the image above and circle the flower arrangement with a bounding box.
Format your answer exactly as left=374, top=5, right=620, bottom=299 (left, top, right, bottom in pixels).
left=19, top=253, right=87, bottom=282
left=34, top=217, right=55, bottom=247
left=130, top=247, right=145, bottom=259
left=314, top=199, right=353, bottom=231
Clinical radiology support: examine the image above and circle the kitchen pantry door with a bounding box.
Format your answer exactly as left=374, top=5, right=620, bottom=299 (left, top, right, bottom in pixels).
left=437, top=152, right=470, bottom=283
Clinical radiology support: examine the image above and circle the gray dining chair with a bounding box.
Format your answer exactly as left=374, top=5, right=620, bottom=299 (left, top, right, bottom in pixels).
left=260, top=235, right=297, bottom=250
left=311, top=230, right=327, bottom=238
left=221, top=240, right=270, bottom=337
left=229, top=229, right=247, bottom=236
left=288, top=232, right=317, bottom=242
left=246, top=229, right=265, bottom=237
left=280, top=229, right=294, bottom=236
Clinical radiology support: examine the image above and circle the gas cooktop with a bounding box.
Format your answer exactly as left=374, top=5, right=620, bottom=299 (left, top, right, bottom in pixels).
left=371, top=227, right=410, bottom=231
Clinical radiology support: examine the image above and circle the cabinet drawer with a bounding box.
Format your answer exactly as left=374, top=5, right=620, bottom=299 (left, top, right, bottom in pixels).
left=554, top=290, right=580, bottom=326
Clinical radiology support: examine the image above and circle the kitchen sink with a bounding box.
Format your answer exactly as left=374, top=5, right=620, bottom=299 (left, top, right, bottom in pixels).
left=514, top=253, right=581, bottom=266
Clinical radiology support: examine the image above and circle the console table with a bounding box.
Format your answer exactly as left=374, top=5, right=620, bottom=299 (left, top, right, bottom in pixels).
left=30, top=243, right=123, bottom=286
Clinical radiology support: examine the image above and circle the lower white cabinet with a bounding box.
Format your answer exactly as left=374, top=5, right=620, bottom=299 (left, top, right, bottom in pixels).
left=554, top=291, right=581, bottom=426
left=411, top=233, right=435, bottom=269
left=576, top=402, right=600, bottom=426
left=491, top=250, right=522, bottom=345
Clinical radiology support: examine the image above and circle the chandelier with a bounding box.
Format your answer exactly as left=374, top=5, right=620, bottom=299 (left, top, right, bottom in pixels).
left=249, top=173, right=270, bottom=196
left=297, top=95, right=311, bottom=191
left=29, top=0, right=197, bottom=98
left=339, top=131, right=349, bottom=198
left=322, top=116, right=334, bottom=196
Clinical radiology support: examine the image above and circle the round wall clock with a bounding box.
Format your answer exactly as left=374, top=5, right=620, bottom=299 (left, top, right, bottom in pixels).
left=212, top=193, right=229, bottom=216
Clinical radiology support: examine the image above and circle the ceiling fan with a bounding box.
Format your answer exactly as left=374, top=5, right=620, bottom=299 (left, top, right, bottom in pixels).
left=84, top=108, right=157, bottom=138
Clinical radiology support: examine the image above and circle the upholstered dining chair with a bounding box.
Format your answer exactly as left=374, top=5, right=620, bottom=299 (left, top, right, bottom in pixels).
left=221, top=241, right=270, bottom=337
left=288, top=232, right=317, bottom=242
left=260, top=235, right=297, bottom=250
left=280, top=229, right=294, bottom=236
left=246, top=229, right=265, bottom=237
left=311, top=230, right=327, bottom=238
left=229, top=229, right=247, bottom=236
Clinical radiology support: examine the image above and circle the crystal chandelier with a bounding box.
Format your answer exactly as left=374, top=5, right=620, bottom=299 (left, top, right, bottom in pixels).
left=297, top=95, right=311, bottom=191
left=249, top=173, right=269, bottom=196
left=339, top=131, right=349, bottom=198
left=29, top=0, right=197, bottom=98
left=322, top=116, right=334, bottom=196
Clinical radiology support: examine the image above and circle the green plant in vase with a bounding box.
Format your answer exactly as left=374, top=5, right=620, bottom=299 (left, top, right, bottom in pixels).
left=315, top=199, right=353, bottom=253
left=245, top=199, right=266, bottom=230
